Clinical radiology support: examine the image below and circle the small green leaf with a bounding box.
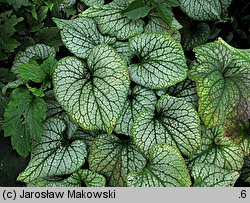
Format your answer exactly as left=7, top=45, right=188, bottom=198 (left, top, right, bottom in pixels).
left=3, top=88, right=46, bottom=157
left=17, top=118, right=87, bottom=183
left=18, top=63, right=46, bottom=83
left=132, top=95, right=201, bottom=157
left=89, top=134, right=146, bottom=186
left=53, top=45, right=130, bottom=133
left=129, top=33, right=187, bottom=89
left=40, top=55, right=57, bottom=76
left=123, top=0, right=150, bottom=20
left=191, top=163, right=240, bottom=187
left=127, top=143, right=191, bottom=187
left=0, top=11, right=23, bottom=57
left=155, top=3, right=173, bottom=25
left=11, top=44, right=56, bottom=76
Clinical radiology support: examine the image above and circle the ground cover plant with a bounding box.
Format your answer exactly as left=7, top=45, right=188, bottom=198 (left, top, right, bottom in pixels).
left=0, top=0, right=250, bottom=187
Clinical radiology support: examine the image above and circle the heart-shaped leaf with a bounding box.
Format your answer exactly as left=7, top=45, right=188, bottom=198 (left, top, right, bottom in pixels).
left=81, top=0, right=144, bottom=40
left=17, top=118, right=87, bottom=182
left=188, top=126, right=244, bottom=171
left=191, top=163, right=240, bottom=187
left=126, top=143, right=191, bottom=187
left=53, top=17, right=116, bottom=59
left=189, top=39, right=250, bottom=128
left=178, top=0, right=232, bottom=21
left=27, top=169, right=106, bottom=187
left=132, top=95, right=201, bottom=157
left=53, top=45, right=130, bottom=133
left=115, top=85, right=157, bottom=136
left=155, top=79, right=198, bottom=107
left=129, top=33, right=187, bottom=89
left=89, top=134, right=147, bottom=186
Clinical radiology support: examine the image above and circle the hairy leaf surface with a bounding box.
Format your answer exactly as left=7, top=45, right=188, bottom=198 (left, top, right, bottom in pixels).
left=3, top=88, right=46, bottom=157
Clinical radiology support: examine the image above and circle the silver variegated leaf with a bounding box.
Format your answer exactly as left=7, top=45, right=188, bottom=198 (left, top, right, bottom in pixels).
left=188, top=126, right=244, bottom=171
left=89, top=134, right=147, bottom=186
left=53, top=17, right=116, bottom=59
left=178, top=0, right=233, bottom=21
left=115, top=85, right=157, bottom=136
left=191, top=163, right=240, bottom=187
left=132, top=95, right=201, bottom=157
left=11, top=44, right=56, bottom=76
left=126, top=143, right=191, bottom=187
left=80, top=0, right=144, bottom=40
left=189, top=38, right=250, bottom=128
left=155, top=79, right=198, bottom=107
left=17, top=118, right=87, bottom=182
left=129, top=33, right=187, bottom=89
left=27, top=169, right=106, bottom=187
left=53, top=45, right=130, bottom=133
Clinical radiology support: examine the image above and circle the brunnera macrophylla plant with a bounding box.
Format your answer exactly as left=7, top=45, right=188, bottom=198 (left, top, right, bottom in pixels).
left=2, top=0, right=250, bottom=187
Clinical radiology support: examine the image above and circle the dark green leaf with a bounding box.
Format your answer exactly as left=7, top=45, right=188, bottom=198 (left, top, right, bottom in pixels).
left=18, top=63, right=46, bottom=83
left=164, top=0, right=179, bottom=7
left=123, top=0, right=150, bottom=20
left=155, top=3, right=173, bottom=25
left=3, top=88, right=47, bottom=157
left=6, top=0, right=31, bottom=10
